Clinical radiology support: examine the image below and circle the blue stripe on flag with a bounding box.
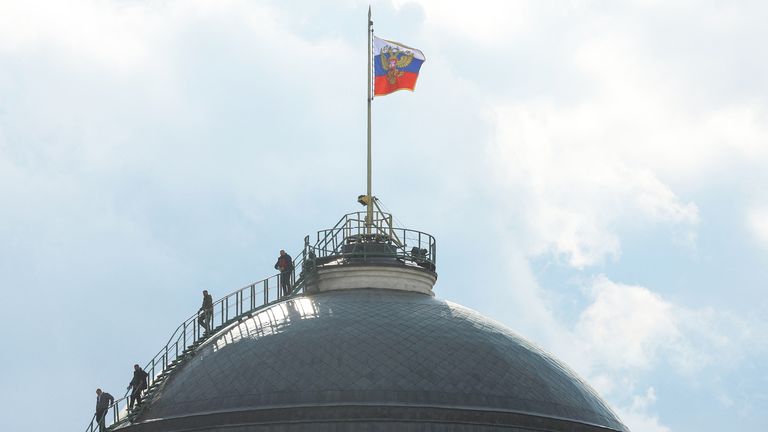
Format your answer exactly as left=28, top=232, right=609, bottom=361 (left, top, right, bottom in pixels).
left=374, top=56, right=424, bottom=76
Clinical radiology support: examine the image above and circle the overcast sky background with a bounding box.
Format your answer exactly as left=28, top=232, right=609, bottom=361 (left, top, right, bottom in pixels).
left=0, top=1, right=766, bottom=431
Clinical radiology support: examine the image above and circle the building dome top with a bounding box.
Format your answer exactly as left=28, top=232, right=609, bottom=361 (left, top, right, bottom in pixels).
left=138, top=288, right=627, bottom=431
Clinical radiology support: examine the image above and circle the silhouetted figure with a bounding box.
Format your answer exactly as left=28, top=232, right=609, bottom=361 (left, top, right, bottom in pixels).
left=95, top=388, right=114, bottom=432
left=127, top=364, right=149, bottom=410
left=198, top=290, right=213, bottom=334
left=274, top=249, right=294, bottom=296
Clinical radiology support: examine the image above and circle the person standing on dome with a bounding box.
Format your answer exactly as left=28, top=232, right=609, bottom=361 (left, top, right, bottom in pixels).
left=198, top=290, right=213, bottom=335
left=126, top=364, right=149, bottom=410
left=94, top=388, right=114, bottom=432
left=274, top=249, right=293, bottom=297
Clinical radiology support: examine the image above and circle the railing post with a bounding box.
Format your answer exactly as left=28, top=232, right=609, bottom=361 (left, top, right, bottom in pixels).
left=264, top=279, right=269, bottom=304
left=183, top=322, right=187, bottom=350
left=250, top=284, right=255, bottom=310
left=220, top=299, right=225, bottom=326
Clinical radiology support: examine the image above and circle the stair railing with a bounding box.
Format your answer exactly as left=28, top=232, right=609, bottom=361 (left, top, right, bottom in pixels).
left=84, top=249, right=308, bottom=432
left=84, top=395, right=130, bottom=432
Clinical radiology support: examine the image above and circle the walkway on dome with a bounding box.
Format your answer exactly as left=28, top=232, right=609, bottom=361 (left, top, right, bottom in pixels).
left=84, top=209, right=436, bottom=432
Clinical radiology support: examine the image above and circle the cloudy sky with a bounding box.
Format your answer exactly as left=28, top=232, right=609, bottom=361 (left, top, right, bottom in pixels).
left=1, top=1, right=766, bottom=431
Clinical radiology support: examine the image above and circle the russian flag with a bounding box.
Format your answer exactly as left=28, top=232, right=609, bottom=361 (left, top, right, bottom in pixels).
left=373, top=36, right=425, bottom=96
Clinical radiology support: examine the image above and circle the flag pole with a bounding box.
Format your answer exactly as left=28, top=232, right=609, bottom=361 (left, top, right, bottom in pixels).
left=366, top=5, right=373, bottom=234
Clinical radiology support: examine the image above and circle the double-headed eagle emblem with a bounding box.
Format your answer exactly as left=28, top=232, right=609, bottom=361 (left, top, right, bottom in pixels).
left=380, top=45, right=415, bottom=85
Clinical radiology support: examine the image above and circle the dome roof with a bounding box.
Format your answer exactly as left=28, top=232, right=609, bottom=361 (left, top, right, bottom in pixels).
left=137, top=288, right=627, bottom=431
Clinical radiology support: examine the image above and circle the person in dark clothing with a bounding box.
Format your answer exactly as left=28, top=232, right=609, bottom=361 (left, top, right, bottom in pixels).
left=274, top=249, right=294, bottom=297
left=126, top=364, right=149, bottom=409
left=95, top=388, right=114, bottom=432
left=198, top=290, right=213, bottom=334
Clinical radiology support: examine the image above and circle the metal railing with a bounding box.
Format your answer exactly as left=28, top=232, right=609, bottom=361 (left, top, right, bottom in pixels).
left=309, top=211, right=436, bottom=271
left=84, top=254, right=307, bottom=432
left=86, top=395, right=131, bottom=432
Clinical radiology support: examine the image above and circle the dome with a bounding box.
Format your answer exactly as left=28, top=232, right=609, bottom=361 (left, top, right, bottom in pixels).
left=131, top=287, right=628, bottom=431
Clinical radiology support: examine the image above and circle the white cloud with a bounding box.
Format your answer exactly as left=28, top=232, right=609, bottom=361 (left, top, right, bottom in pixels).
left=569, top=276, right=764, bottom=377
left=571, top=34, right=768, bottom=178
left=747, top=206, right=768, bottom=248
left=469, top=1, right=768, bottom=269
left=0, top=0, right=162, bottom=71
left=485, top=27, right=768, bottom=267
left=615, top=387, right=672, bottom=432
left=492, top=102, right=699, bottom=267
left=546, top=275, right=766, bottom=431
left=402, top=0, right=536, bottom=43
left=575, top=276, right=679, bottom=370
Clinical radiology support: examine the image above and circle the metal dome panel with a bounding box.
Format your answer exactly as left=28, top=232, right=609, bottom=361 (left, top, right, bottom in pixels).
left=137, top=289, right=627, bottom=431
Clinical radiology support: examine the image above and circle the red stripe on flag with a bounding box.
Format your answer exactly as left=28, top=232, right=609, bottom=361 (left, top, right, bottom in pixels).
left=374, top=72, right=419, bottom=96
